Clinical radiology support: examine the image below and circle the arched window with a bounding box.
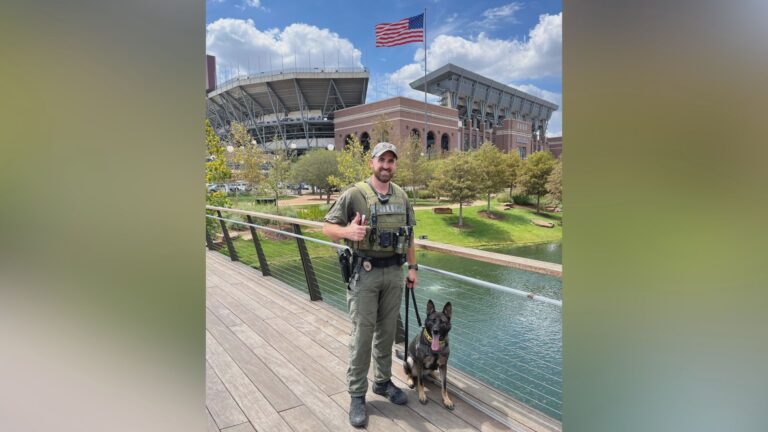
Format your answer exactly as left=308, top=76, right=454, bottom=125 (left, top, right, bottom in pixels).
left=344, top=135, right=353, bottom=148
left=426, top=131, right=435, bottom=154
left=360, top=132, right=371, bottom=152
left=410, top=128, right=420, bottom=140
left=441, top=133, right=450, bottom=152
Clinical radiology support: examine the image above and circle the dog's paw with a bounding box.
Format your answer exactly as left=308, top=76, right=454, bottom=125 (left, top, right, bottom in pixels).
left=443, top=398, right=454, bottom=410
left=406, top=379, right=415, bottom=389
left=419, top=395, right=428, bottom=405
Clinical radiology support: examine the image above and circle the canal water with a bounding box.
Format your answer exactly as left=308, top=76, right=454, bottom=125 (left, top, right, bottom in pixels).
left=408, top=242, right=562, bottom=420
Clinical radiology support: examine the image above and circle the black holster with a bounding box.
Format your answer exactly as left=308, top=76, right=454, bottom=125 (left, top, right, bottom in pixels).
left=337, top=248, right=352, bottom=283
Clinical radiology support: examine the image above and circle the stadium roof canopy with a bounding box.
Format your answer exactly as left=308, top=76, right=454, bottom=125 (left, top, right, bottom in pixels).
left=410, top=63, right=558, bottom=125
left=206, top=68, right=369, bottom=133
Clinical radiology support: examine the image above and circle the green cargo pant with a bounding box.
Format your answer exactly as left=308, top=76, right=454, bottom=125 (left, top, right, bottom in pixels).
left=346, top=262, right=404, bottom=397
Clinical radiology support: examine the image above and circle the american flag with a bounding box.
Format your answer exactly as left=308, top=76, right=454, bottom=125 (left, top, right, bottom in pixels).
left=375, top=14, right=424, bottom=47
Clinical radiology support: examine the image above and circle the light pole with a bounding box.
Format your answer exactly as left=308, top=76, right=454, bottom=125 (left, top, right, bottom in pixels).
left=226, top=145, right=237, bottom=202
left=289, top=143, right=300, bottom=195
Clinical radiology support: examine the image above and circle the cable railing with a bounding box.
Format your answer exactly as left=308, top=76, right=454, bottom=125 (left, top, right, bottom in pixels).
left=205, top=205, right=562, bottom=421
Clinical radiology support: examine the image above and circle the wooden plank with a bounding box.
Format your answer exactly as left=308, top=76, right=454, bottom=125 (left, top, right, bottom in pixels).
left=207, top=309, right=302, bottom=412
left=330, top=391, right=413, bottom=432
left=207, top=295, right=244, bottom=327
left=229, top=324, right=357, bottom=432
left=220, top=422, right=256, bottom=432
left=209, top=287, right=282, bottom=331
left=370, top=372, right=476, bottom=432
left=230, top=316, right=346, bottom=396
left=264, top=316, right=348, bottom=380
left=207, top=409, right=220, bottom=432
left=437, top=368, right=560, bottom=432
left=279, top=405, right=332, bottom=432
left=205, top=332, right=293, bottom=432
left=207, top=251, right=562, bottom=432
left=206, top=361, right=248, bottom=429
left=216, top=282, right=281, bottom=321
left=389, top=366, right=518, bottom=432
left=291, top=318, right=348, bottom=362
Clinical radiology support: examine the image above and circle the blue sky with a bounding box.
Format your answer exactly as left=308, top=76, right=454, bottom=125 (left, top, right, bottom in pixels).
left=206, top=0, right=562, bottom=136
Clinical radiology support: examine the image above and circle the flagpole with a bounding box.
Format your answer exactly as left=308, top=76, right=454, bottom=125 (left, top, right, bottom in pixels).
left=423, top=8, right=428, bottom=157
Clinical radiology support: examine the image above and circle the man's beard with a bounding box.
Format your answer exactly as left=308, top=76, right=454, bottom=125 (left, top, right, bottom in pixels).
left=373, top=168, right=392, bottom=183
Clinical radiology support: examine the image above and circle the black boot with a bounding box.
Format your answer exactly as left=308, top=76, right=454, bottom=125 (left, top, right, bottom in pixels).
left=372, top=380, right=408, bottom=405
left=349, top=395, right=367, bottom=427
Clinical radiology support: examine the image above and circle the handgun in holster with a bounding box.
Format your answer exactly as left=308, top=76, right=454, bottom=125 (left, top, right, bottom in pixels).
left=337, top=248, right=352, bottom=283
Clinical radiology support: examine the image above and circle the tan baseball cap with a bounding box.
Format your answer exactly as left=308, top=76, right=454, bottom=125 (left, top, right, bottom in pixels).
left=370, top=142, right=398, bottom=159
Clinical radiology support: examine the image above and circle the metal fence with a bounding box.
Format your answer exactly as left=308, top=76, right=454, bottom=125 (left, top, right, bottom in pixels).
left=205, top=206, right=562, bottom=420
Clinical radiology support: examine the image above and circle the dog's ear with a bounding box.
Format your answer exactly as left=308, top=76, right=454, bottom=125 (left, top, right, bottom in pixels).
left=442, top=302, right=452, bottom=320
left=426, top=299, right=435, bottom=315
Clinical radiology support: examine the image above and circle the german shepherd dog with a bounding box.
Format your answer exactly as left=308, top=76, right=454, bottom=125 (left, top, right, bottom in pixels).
left=403, top=299, right=454, bottom=409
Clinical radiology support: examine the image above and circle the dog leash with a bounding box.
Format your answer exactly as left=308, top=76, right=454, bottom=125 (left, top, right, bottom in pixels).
left=403, top=278, right=421, bottom=362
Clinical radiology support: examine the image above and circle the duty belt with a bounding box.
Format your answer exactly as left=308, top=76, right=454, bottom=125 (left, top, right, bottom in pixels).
left=354, top=254, right=402, bottom=268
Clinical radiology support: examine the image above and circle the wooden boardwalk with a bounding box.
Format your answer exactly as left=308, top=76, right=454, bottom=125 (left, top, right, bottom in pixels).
left=206, top=250, right=561, bottom=432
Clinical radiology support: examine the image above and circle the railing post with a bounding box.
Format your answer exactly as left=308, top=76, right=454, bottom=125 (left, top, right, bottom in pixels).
left=216, top=210, right=239, bottom=261
left=246, top=215, right=271, bottom=277
left=205, top=225, right=215, bottom=250
left=293, top=224, right=322, bottom=301
left=395, top=314, right=405, bottom=344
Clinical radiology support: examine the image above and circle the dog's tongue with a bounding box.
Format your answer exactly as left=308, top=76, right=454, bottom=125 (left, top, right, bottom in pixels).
left=431, top=334, right=440, bottom=351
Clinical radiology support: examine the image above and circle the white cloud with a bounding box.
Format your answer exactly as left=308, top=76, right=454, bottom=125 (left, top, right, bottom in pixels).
left=206, top=19, right=362, bottom=81
left=422, top=12, right=561, bottom=81
left=386, top=13, right=562, bottom=134
left=243, top=0, right=261, bottom=8
left=481, top=2, right=523, bottom=25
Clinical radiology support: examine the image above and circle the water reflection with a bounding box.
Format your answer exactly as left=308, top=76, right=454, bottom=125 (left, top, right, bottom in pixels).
left=406, top=246, right=562, bottom=419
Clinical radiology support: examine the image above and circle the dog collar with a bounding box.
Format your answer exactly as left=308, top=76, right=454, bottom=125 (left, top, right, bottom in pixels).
left=422, top=328, right=446, bottom=347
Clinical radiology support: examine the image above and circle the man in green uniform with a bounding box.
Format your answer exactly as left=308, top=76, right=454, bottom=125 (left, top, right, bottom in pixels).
left=323, top=142, right=419, bottom=427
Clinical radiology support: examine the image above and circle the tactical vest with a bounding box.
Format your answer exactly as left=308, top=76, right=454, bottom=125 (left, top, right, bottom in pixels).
left=346, top=181, right=412, bottom=256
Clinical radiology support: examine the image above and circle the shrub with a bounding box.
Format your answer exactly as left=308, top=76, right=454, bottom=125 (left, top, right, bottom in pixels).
left=496, top=192, right=512, bottom=203
left=296, top=204, right=331, bottom=222
left=417, top=189, right=436, bottom=199
left=512, top=193, right=535, bottom=206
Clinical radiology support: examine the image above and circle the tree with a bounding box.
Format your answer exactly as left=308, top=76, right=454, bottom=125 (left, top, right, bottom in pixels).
left=291, top=149, right=339, bottom=204
left=371, top=115, right=393, bottom=143
left=205, top=119, right=231, bottom=231
left=394, top=133, right=430, bottom=205
left=546, top=157, right=562, bottom=206
left=262, top=153, right=291, bottom=212
left=206, top=119, right=231, bottom=186
left=472, top=142, right=508, bottom=213
left=328, top=135, right=371, bottom=191
left=429, top=152, right=480, bottom=227
left=234, top=145, right=267, bottom=199
left=228, top=121, right=266, bottom=200
left=516, top=151, right=555, bottom=213
left=228, top=121, right=251, bottom=148
left=503, top=151, right=522, bottom=195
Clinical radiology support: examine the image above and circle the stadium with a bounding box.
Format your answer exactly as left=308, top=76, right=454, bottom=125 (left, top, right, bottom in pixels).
left=206, top=55, right=559, bottom=159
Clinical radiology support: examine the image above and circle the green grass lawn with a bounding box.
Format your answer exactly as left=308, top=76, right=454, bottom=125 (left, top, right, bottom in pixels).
left=413, top=204, right=561, bottom=248
left=214, top=200, right=561, bottom=252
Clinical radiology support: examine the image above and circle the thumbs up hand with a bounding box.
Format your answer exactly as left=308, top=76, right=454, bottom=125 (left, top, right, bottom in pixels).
left=345, top=212, right=368, bottom=241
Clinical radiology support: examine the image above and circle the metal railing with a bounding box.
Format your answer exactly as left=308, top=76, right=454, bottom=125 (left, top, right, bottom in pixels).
left=205, top=205, right=562, bottom=421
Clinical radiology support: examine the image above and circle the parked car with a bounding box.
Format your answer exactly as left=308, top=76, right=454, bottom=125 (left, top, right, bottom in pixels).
left=228, top=182, right=250, bottom=192
left=207, top=183, right=230, bottom=193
